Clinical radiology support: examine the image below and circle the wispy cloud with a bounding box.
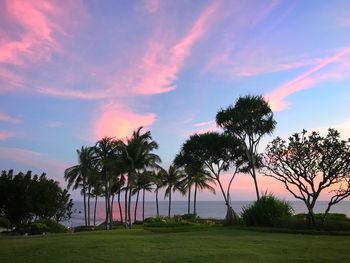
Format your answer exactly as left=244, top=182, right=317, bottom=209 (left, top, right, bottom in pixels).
left=192, top=120, right=215, bottom=127
left=0, top=131, right=14, bottom=140
left=142, top=0, right=161, bottom=13
left=206, top=46, right=326, bottom=78
left=265, top=47, right=350, bottom=111
left=314, top=119, right=350, bottom=139
left=0, top=146, right=71, bottom=183
left=36, top=86, right=111, bottom=100
left=0, top=112, right=21, bottom=123
left=45, top=120, right=65, bottom=128
left=132, top=1, right=221, bottom=95
left=0, top=0, right=86, bottom=92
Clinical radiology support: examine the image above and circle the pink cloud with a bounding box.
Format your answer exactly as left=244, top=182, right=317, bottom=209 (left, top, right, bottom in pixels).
left=0, top=0, right=86, bottom=94
left=0, top=146, right=71, bottom=184
left=36, top=86, right=111, bottom=100
left=192, top=120, right=215, bottom=127
left=0, top=112, right=21, bottom=123
left=205, top=45, right=328, bottom=78
left=93, top=104, right=157, bottom=141
left=132, top=1, right=220, bottom=95
left=143, top=0, right=161, bottom=13
left=265, top=47, right=350, bottom=111
left=0, top=131, right=15, bottom=140
left=0, top=68, right=25, bottom=92
left=0, top=0, right=60, bottom=65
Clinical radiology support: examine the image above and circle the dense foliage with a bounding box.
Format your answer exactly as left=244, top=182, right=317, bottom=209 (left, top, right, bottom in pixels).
left=241, top=193, right=293, bottom=226
left=0, top=170, right=73, bottom=227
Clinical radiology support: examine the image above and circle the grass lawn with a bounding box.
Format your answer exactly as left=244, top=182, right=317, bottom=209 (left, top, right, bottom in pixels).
left=1, top=226, right=350, bottom=262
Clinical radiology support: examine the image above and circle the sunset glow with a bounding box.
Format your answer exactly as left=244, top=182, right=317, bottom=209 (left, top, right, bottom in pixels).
left=1, top=0, right=350, bottom=201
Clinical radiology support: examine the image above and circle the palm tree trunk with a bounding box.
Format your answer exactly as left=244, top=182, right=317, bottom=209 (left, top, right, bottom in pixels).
left=168, top=189, right=172, bottom=218
left=128, top=186, right=132, bottom=228
left=87, top=185, right=91, bottom=226
left=194, top=184, right=198, bottom=215
left=187, top=186, right=191, bottom=214
left=134, top=188, right=140, bottom=224
left=93, top=195, right=97, bottom=226
left=251, top=169, right=260, bottom=201
left=83, top=179, right=87, bottom=226
left=156, top=188, right=159, bottom=217
left=118, top=190, right=123, bottom=224
left=105, top=181, right=109, bottom=230
left=142, top=188, right=145, bottom=222
left=124, top=184, right=128, bottom=229
left=110, top=194, right=114, bottom=229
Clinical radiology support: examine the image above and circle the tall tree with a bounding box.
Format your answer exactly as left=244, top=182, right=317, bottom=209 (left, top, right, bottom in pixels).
left=262, top=129, right=350, bottom=226
left=152, top=170, right=165, bottom=217
left=176, top=132, right=244, bottom=223
left=163, top=165, right=186, bottom=217
left=216, top=95, right=276, bottom=200
left=64, top=146, right=95, bottom=226
left=191, top=169, right=216, bottom=215
left=121, top=127, right=161, bottom=228
left=95, top=137, right=123, bottom=230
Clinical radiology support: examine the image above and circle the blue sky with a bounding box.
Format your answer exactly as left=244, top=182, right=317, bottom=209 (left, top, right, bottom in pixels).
left=1, top=0, right=350, bottom=200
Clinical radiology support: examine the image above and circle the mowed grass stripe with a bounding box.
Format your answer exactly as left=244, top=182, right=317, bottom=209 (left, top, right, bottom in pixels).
left=1, top=227, right=350, bottom=262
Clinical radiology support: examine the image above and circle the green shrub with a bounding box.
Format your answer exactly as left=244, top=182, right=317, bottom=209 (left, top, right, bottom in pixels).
left=35, top=219, right=68, bottom=233
left=0, top=217, right=10, bottom=228
left=241, top=193, right=293, bottom=227
left=293, top=213, right=349, bottom=222
left=73, top=226, right=96, bottom=232
left=144, top=215, right=196, bottom=227
left=31, top=222, right=49, bottom=233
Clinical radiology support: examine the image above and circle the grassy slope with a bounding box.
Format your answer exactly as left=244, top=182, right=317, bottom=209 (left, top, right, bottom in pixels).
left=1, top=227, right=350, bottom=263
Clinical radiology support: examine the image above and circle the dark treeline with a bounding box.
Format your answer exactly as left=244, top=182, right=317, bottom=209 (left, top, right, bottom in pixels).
left=0, top=170, right=73, bottom=227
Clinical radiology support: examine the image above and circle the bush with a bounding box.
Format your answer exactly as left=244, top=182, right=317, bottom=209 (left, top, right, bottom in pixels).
left=241, top=193, right=293, bottom=227
left=144, top=215, right=196, bottom=227
left=293, top=213, right=349, bottom=222
left=30, top=222, right=49, bottom=234
left=73, top=226, right=96, bottom=232
left=0, top=217, right=10, bottom=229
left=35, top=219, right=68, bottom=233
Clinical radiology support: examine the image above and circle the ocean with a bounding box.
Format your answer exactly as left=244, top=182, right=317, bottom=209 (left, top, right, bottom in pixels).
left=63, top=200, right=350, bottom=227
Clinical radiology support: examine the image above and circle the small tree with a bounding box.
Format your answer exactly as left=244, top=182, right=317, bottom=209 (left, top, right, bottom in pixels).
left=54, top=189, right=74, bottom=223
left=176, top=132, right=245, bottom=223
left=262, top=129, right=350, bottom=226
left=216, top=95, right=276, bottom=200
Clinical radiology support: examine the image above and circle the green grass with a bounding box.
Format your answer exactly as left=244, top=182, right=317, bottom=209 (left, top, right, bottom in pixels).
left=1, top=226, right=350, bottom=262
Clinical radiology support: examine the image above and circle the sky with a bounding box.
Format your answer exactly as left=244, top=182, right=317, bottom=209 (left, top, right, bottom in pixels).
left=1, top=0, right=350, bottom=201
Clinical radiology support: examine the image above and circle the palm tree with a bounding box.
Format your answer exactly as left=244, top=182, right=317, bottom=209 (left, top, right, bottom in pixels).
left=163, top=165, right=186, bottom=217
left=140, top=171, right=153, bottom=222
left=95, top=137, right=123, bottom=229
left=192, top=170, right=216, bottom=215
left=64, top=146, right=95, bottom=226
left=121, top=127, right=161, bottom=228
left=152, top=170, right=166, bottom=217
left=216, top=95, right=276, bottom=200
left=91, top=181, right=103, bottom=226
left=109, top=175, right=125, bottom=227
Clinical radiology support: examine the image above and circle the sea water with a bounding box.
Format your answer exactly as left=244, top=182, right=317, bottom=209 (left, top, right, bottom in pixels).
left=63, top=200, right=350, bottom=227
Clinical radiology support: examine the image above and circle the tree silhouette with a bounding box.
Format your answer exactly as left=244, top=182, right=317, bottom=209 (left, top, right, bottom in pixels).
left=163, top=165, right=186, bottom=217
left=262, top=129, right=350, bottom=226
left=64, top=146, right=95, bottom=226
left=217, top=95, right=276, bottom=200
